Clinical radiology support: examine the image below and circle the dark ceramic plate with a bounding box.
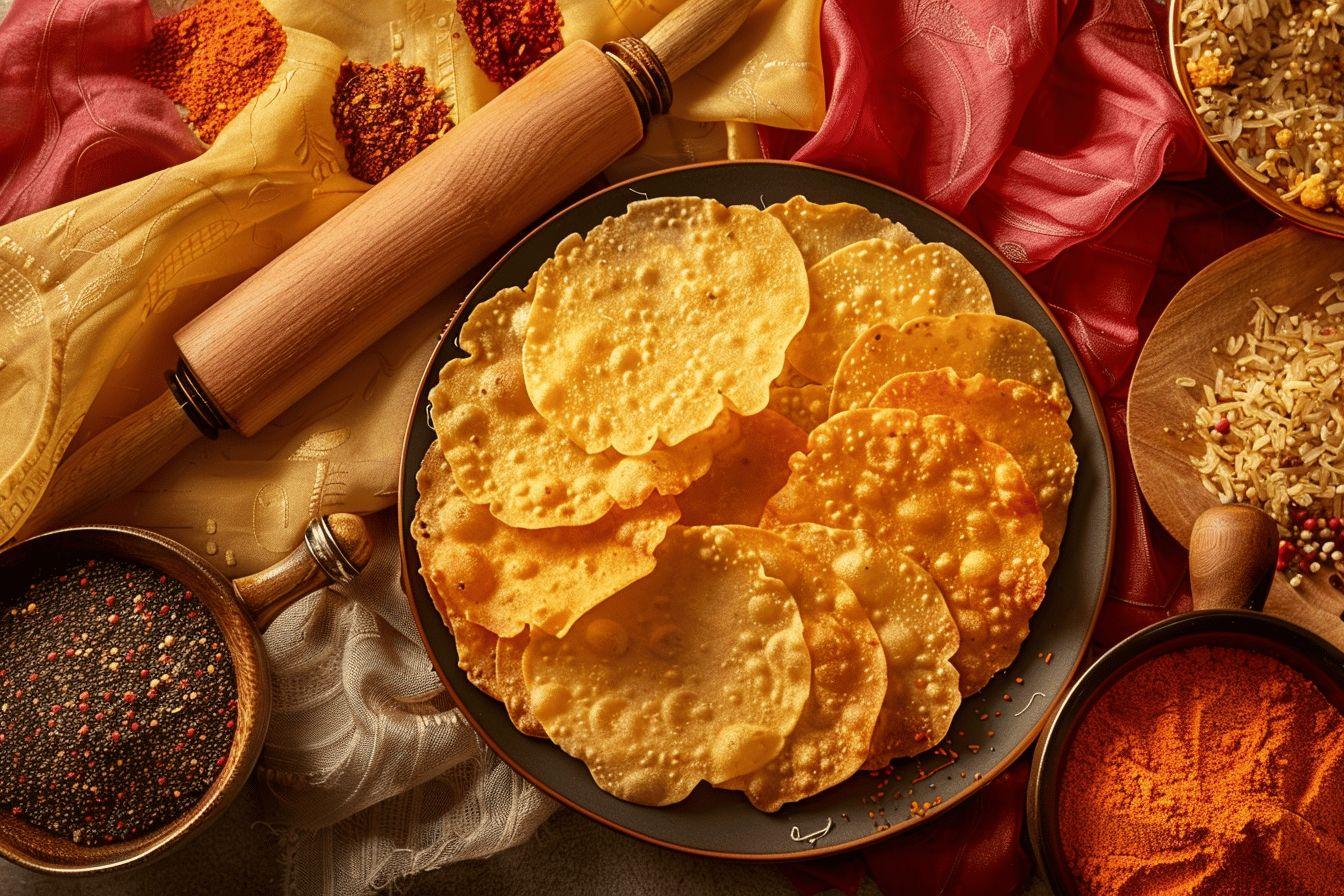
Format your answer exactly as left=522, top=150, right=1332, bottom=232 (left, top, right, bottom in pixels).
left=396, top=160, right=1115, bottom=860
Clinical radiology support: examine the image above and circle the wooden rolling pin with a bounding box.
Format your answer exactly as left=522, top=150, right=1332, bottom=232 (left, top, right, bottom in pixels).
left=16, top=0, right=759, bottom=539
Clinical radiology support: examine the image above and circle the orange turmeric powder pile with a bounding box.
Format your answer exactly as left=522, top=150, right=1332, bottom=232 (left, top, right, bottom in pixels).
left=136, top=0, right=286, bottom=143
left=1059, top=645, right=1344, bottom=896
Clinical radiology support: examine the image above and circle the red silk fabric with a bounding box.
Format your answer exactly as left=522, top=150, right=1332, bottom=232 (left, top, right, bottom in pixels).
left=0, top=0, right=201, bottom=224
left=0, top=0, right=1278, bottom=891
left=761, top=1, right=1275, bottom=892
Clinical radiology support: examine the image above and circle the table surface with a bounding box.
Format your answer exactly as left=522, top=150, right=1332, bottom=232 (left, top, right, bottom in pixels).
left=0, top=779, right=1055, bottom=895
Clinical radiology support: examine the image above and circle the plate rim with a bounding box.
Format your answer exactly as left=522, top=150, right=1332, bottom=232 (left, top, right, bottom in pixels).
left=395, top=158, right=1117, bottom=861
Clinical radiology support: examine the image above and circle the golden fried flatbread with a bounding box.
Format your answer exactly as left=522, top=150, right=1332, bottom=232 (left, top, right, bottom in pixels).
left=774, top=524, right=961, bottom=766
left=787, top=240, right=993, bottom=384
left=676, top=411, right=807, bottom=526
left=765, top=195, right=919, bottom=267
left=718, top=527, right=885, bottom=811
left=413, top=555, right=500, bottom=700
left=831, top=314, right=1070, bottom=417
left=412, top=442, right=677, bottom=637
left=524, top=197, right=809, bottom=454
left=763, top=409, right=1048, bottom=695
left=495, top=631, right=547, bottom=738
left=523, top=526, right=812, bottom=806
left=767, top=383, right=832, bottom=434
left=431, top=285, right=734, bottom=529
left=872, top=370, right=1076, bottom=571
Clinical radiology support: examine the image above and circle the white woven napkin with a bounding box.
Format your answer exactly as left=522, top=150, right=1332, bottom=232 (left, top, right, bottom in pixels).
left=255, top=512, right=555, bottom=896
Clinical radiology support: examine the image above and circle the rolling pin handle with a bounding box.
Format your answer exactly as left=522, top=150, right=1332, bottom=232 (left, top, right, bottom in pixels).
left=304, top=513, right=374, bottom=585
left=1189, top=505, right=1280, bottom=612
left=641, top=0, right=761, bottom=82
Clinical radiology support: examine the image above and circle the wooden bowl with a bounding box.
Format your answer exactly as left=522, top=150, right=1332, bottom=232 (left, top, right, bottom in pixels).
left=0, top=516, right=370, bottom=875
left=1168, top=2, right=1344, bottom=238
left=1128, top=226, right=1344, bottom=641
left=1027, top=505, right=1344, bottom=892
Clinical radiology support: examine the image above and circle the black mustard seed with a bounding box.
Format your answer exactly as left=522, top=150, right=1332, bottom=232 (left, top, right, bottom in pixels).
left=0, top=556, right=236, bottom=844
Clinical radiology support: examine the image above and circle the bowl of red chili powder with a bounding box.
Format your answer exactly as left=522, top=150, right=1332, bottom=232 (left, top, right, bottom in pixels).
left=1029, top=609, right=1344, bottom=896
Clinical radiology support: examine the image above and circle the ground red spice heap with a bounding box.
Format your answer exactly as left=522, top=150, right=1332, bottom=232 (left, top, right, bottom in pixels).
left=136, top=0, right=286, bottom=143
left=458, top=0, right=564, bottom=88
left=331, top=60, right=453, bottom=184
left=1059, top=645, right=1344, bottom=896
left=0, top=558, right=236, bottom=844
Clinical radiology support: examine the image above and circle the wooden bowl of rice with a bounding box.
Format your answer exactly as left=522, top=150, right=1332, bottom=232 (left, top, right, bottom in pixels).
left=1170, top=0, right=1344, bottom=238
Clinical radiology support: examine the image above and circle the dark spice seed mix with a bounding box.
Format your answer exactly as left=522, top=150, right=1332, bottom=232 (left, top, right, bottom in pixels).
left=0, top=557, right=236, bottom=844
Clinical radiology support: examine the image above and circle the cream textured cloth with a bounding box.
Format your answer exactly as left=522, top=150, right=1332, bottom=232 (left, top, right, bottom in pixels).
left=258, top=513, right=556, bottom=894
left=0, top=1, right=824, bottom=893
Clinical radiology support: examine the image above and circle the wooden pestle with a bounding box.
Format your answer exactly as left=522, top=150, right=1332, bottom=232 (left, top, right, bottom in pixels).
left=233, top=513, right=374, bottom=630
left=1188, top=504, right=1280, bottom=612
left=16, top=0, right=761, bottom=539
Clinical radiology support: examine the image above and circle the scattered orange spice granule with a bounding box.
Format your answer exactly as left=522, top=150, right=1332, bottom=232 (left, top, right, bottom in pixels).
left=136, top=0, right=286, bottom=143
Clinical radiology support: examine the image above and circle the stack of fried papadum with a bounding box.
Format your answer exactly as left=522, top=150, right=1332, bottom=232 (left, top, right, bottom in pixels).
left=413, top=196, right=1075, bottom=811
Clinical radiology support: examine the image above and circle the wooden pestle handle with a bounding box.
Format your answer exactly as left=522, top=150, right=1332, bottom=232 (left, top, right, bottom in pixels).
left=176, top=41, right=644, bottom=437
left=15, top=391, right=201, bottom=540
left=1189, top=505, right=1280, bottom=612
left=644, top=0, right=761, bottom=81
left=233, top=513, right=374, bottom=630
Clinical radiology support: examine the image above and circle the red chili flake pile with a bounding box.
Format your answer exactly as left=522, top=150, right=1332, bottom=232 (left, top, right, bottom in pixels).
left=136, top=0, right=287, bottom=143
left=331, top=60, right=453, bottom=184
left=0, top=558, right=236, bottom=844
left=458, top=0, right=564, bottom=88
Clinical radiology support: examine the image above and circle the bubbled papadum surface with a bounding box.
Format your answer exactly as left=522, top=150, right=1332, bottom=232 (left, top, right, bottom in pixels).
left=431, top=286, right=734, bottom=529
left=718, top=527, right=886, bottom=812
left=765, top=195, right=920, bottom=267
left=522, top=197, right=809, bottom=455
left=830, top=313, right=1071, bottom=417
left=413, top=520, right=501, bottom=699
left=786, top=239, right=993, bottom=384
left=495, top=630, right=547, bottom=738
left=774, top=524, right=961, bottom=767
left=412, top=442, right=678, bottom=638
left=872, top=370, right=1077, bottom=572
left=767, top=383, right=832, bottom=433
left=762, top=409, right=1048, bottom=696
left=522, top=526, right=812, bottom=807
left=675, top=410, right=807, bottom=527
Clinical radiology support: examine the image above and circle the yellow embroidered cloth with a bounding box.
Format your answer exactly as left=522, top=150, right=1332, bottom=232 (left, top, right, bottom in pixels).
left=0, top=0, right=823, bottom=565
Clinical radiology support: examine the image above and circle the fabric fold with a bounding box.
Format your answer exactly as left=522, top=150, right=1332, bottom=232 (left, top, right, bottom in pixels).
left=0, top=0, right=203, bottom=224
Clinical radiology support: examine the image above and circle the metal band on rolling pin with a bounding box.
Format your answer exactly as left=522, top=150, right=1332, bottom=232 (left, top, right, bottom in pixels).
left=166, top=361, right=229, bottom=440
left=602, top=38, right=673, bottom=128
